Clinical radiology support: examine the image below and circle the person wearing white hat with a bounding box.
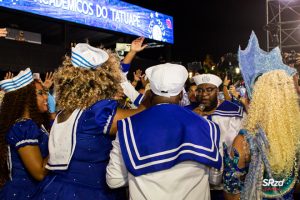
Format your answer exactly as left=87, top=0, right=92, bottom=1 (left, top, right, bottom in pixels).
left=106, top=63, right=222, bottom=200
left=0, top=68, right=51, bottom=199
left=32, top=43, right=146, bottom=200
left=191, top=73, right=244, bottom=199
left=192, top=73, right=244, bottom=147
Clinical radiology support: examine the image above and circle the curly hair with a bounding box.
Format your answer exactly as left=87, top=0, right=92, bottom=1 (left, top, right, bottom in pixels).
left=0, top=90, right=4, bottom=105
left=244, top=70, right=300, bottom=177
left=0, top=81, right=50, bottom=186
left=54, top=49, right=123, bottom=111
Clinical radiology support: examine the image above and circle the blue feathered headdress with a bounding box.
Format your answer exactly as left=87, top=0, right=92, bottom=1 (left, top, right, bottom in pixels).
left=238, top=31, right=296, bottom=98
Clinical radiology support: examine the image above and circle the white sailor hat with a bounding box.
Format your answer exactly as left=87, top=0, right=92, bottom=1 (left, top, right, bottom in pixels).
left=0, top=68, right=33, bottom=92
left=193, top=74, right=222, bottom=87
left=71, top=43, right=109, bottom=69
left=145, top=63, right=188, bottom=97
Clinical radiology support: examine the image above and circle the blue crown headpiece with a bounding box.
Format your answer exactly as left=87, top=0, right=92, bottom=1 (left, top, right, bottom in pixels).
left=0, top=68, right=34, bottom=92
left=71, top=43, right=109, bottom=69
left=238, top=31, right=296, bottom=98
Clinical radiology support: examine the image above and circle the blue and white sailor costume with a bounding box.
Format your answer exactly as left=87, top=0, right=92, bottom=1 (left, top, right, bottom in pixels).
left=206, top=100, right=244, bottom=147
left=118, top=103, right=222, bottom=176
left=32, top=100, right=126, bottom=200
left=0, top=119, right=49, bottom=200
left=190, top=100, right=244, bottom=191
left=187, top=100, right=244, bottom=147
left=107, top=103, right=221, bottom=200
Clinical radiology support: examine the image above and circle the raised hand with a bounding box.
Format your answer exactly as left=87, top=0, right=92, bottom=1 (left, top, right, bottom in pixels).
left=4, top=72, right=14, bottom=80
left=223, top=75, right=231, bottom=87
left=43, top=72, right=54, bottom=89
left=229, top=85, right=240, bottom=98
left=130, top=37, right=147, bottom=53
left=122, top=37, right=147, bottom=65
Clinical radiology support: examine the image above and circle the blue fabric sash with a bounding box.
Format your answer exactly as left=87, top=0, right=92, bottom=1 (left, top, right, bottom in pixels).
left=211, top=100, right=243, bottom=118
left=118, top=104, right=222, bottom=176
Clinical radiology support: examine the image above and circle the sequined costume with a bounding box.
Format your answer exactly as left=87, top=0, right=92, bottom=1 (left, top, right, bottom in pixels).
left=32, top=100, right=126, bottom=200
left=223, top=31, right=299, bottom=200
left=224, top=129, right=298, bottom=200
left=0, top=119, right=49, bottom=199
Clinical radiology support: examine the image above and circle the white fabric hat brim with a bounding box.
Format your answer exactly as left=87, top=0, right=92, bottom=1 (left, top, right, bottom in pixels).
left=0, top=68, right=33, bottom=92
left=193, top=74, right=222, bottom=87
left=145, top=63, right=188, bottom=97
left=71, top=43, right=109, bottom=69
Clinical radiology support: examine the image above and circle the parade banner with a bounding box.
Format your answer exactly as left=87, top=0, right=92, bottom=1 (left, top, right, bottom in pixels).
left=0, top=0, right=174, bottom=43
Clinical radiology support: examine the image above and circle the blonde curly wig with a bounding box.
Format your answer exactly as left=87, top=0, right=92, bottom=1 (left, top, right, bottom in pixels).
left=245, top=70, right=300, bottom=177
left=54, top=49, right=123, bottom=111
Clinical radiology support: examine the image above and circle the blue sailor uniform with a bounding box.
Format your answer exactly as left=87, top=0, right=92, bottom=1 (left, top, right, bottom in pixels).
left=118, top=103, right=222, bottom=176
